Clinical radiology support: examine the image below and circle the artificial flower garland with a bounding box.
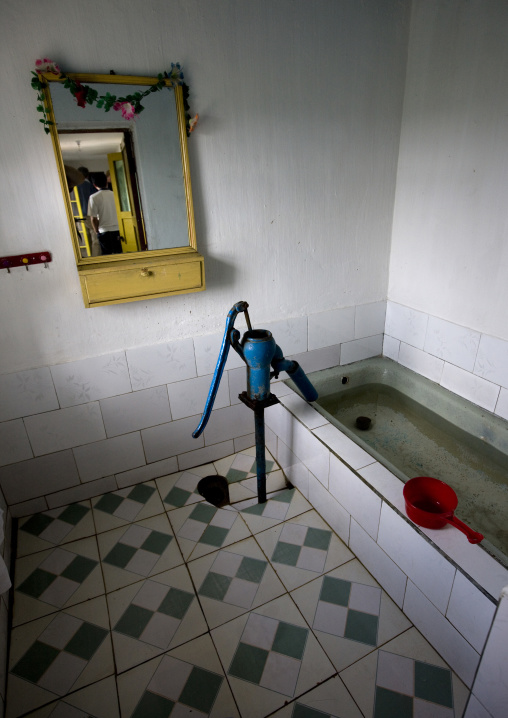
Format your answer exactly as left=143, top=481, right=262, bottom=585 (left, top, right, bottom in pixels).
left=31, top=58, right=198, bottom=136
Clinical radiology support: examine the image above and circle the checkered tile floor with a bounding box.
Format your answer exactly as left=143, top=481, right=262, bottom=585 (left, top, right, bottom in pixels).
left=6, top=448, right=470, bottom=718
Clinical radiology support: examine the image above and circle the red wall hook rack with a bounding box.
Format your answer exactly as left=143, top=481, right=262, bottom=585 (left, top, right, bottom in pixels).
left=1, top=252, right=52, bottom=272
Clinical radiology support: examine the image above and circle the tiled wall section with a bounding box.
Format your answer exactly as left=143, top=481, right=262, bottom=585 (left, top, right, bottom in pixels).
left=265, top=385, right=508, bottom=716
left=384, top=301, right=508, bottom=420
left=0, top=301, right=386, bottom=517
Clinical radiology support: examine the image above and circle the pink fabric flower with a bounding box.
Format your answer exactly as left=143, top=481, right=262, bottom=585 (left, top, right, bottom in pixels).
left=113, top=101, right=137, bottom=121
left=35, top=58, right=61, bottom=74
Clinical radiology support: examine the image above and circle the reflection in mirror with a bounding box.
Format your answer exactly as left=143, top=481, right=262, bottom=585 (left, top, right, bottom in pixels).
left=46, top=77, right=196, bottom=259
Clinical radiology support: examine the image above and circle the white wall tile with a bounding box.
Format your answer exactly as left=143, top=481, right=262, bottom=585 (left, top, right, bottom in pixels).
left=193, top=332, right=246, bottom=376
left=270, top=380, right=295, bottom=399
left=278, top=394, right=328, bottom=430
left=289, top=345, right=342, bottom=374
left=226, top=366, right=247, bottom=405
left=398, top=342, right=444, bottom=383
left=261, top=316, right=308, bottom=356
left=50, top=352, right=132, bottom=408
left=265, top=403, right=294, bottom=448
left=423, top=527, right=508, bottom=603
left=355, top=301, right=386, bottom=339
left=424, top=316, right=481, bottom=372
left=0, top=450, right=80, bottom=504
left=358, top=462, right=406, bottom=514
left=46, top=475, right=118, bottom=509
left=24, top=403, right=106, bottom=456
left=472, top=589, right=508, bottom=718
left=0, top=419, right=33, bottom=467
left=349, top=519, right=407, bottom=608
left=403, top=580, right=480, bottom=688
left=385, top=302, right=428, bottom=350
left=441, top=363, right=500, bottom=412
left=0, top=367, right=58, bottom=422
left=126, top=338, right=197, bottom=390
left=474, top=334, right=508, bottom=390
left=382, top=334, right=400, bottom=361
left=73, top=432, right=146, bottom=482
left=495, top=387, right=508, bottom=421
left=116, top=457, right=178, bottom=489
left=446, top=571, right=496, bottom=654
left=340, top=334, right=383, bottom=365
left=9, top=496, right=48, bottom=518
left=177, top=440, right=235, bottom=471
left=377, top=503, right=456, bottom=613
left=290, top=420, right=330, bottom=488
left=277, top=439, right=310, bottom=498
left=309, top=474, right=351, bottom=544
left=329, top=455, right=381, bottom=540
left=100, top=385, right=171, bottom=437
left=463, top=694, right=494, bottom=718
left=167, top=373, right=230, bottom=421
left=203, top=403, right=255, bottom=446
left=308, top=307, right=355, bottom=351
left=313, top=424, right=375, bottom=471
left=142, top=416, right=204, bottom=464
left=234, top=433, right=256, bottom=453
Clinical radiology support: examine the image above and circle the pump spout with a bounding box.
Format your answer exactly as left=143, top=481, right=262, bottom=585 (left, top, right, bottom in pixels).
left=271, top=345, right=318, bottom=402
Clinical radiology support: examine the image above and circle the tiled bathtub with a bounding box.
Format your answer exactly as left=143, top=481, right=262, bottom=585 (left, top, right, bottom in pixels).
left=265, top=380, right=508, bottom=716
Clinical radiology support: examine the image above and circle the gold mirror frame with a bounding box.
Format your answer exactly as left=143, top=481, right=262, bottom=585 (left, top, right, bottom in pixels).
left=42, top=72, right=205, bottom=307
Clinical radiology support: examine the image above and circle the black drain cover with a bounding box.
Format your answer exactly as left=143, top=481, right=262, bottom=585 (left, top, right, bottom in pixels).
left=197, top=475, right=230, bottom=507
left=355, top=416, right=372, bottom=430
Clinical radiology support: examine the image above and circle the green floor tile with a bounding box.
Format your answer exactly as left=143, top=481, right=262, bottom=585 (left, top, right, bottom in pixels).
left=271, top=489, right=294, bottom=503
left=236, top=556, right=267, bottom=584
left=158, top=587, right=194, bottom=619
left=320, top=576, right=351, bottom=606
left=20, top=514, right=53, bottom=537
left=293, top=703, right=331, bottom=718
left=58, top=504, right=90, bottom=526
left=141, top=530, right=172, bottom=555
left=104, top=542, right=138, bottom=568
left=304, top=527, right=332, bottom=551
left=11, top=640, right=60, bottom=683
left=164, top=487, right=192, bottom=507
left=61, top=555, right=98, bottom=583
left=179, top=666, right=223, bottom=713
left=131, top=691, right=175, bottom=718
left=17, top=568, right=56, bottom=598
left=272, top=621, right=308, bottom=660
left=229, top=642, right=269, bottom=684
left=128, top=484, right=156, bottom=504
left=272, top=541, right=301, bottom=566
left=226, top=468, right=249, bottom=483
left=190, top=503, right=217, bottom=524
left=374, top=686, right=413, bottom=718
left=415, top=661, right=453, bottom=707
left=241, top=502, right=266, bottom=516
left=95, top=493, right=124, bottom=515
left=198, top=525, right=229, bottom=547
left=344, top=609, right=378, bottom=646
left=114, top=604, right=154, bottom=639
left=65, top=621, right=108, bottom=660
left=199, top=572, right=232, bottom=601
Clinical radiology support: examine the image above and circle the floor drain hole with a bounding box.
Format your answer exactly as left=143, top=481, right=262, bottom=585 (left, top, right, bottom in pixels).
left=197, top=475, right=230, bottom=507
left=355, top=416, right=372, bottom=430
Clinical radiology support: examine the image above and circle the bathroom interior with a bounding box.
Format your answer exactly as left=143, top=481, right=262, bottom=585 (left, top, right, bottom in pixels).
left=1, top=0, right=508, bottom=716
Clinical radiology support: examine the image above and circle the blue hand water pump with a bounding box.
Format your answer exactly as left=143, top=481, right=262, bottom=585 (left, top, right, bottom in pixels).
left=192, top=301, right=318, bottom=503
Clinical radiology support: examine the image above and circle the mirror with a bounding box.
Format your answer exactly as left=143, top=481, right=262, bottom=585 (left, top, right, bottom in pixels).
left=42, top=72, right=197, bottom=262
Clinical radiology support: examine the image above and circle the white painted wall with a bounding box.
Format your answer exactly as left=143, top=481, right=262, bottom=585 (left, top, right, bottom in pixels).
left=389, top=0, right=508, bottom=342
left=0, top=0, right=409, bottom=375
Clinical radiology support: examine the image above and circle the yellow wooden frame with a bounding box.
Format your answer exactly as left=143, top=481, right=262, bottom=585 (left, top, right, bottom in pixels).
left=41, top=72, right=204, bottom=307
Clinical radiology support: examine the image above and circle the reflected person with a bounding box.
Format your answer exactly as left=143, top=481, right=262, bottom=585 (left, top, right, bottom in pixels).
left=88, top=172, right=122, bottom=255
left=77, top=167, right=101, bottom=257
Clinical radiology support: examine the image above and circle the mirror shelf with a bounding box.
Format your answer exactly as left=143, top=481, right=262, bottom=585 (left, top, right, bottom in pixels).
left=39, top=70, right=205, bottom=307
